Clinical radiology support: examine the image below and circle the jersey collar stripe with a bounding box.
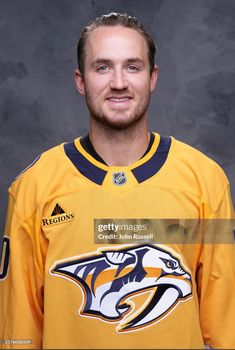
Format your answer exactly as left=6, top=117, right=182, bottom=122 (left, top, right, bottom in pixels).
left=131, top=136, right=172, bottom=183
left=64, top=141, right=107, bottom=185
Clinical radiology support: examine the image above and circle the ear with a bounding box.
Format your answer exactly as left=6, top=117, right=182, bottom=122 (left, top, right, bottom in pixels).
left=74, top=69, right=85, bottom=95
left=150, top=64, right=158, bottom=92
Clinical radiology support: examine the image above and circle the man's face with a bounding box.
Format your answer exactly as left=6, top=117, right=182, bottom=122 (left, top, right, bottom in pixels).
left=75, top=25, right=158, bottom=129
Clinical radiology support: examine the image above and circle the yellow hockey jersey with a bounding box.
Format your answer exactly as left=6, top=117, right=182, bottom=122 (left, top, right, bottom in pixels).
left=0, top=133, right=234, bottom=349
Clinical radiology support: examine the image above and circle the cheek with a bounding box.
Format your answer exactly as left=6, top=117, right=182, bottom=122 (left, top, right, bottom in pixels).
left=130, top=75, right=152, bottom=93
left=85, top=75, right=109, bottom=95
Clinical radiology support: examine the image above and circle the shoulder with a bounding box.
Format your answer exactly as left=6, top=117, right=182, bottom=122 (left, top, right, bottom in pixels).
left=15, top=143, right=65, bottom=179
left=170, top=137, right=228, bottom=183
left=8, top=140, right=77, bottom=219
left=13, top=142, right=67, bottom=181
left=168, top=136, right=230, bottom=212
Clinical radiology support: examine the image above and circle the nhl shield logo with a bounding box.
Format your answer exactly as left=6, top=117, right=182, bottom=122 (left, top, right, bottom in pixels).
left=112, top=171, right=127, bottom=185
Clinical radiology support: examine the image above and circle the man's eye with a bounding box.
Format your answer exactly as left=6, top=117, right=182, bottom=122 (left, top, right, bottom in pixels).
left=127, top=65, right=139, bottom=72
left=97, top=65, right=109, bottom=72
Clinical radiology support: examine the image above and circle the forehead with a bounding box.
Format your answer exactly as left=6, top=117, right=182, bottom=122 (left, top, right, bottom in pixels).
left=85, top=25, right=148, bottom=62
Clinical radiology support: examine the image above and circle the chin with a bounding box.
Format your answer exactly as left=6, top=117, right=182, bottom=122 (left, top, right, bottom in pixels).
left=102, top=116, right=141, bottom=130
left=90, top=106, right=146, bottom=130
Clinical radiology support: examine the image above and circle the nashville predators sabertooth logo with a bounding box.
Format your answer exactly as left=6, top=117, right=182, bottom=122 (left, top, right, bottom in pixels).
left=51, top=244, right=192, bottom=332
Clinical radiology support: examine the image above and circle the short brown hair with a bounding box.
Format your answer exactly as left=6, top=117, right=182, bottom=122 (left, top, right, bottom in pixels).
left=77, top=12, right=157, bottom=76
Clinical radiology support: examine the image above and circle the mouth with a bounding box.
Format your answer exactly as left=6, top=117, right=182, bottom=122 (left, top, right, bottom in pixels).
left=106, top=96, right=133, bottom=108
left=107, top=96, right=132, bottom=102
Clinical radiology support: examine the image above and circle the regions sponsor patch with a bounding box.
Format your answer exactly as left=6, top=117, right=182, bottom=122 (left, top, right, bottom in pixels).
left=42, top=203, right=74, bottom=227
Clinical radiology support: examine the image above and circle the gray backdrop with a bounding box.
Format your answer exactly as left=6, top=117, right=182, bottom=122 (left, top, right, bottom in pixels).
left=0, top=0, right=234, bottom=233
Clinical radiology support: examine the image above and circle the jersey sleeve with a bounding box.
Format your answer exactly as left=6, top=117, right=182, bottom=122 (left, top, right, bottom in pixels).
left=197, top=183, right=235, bottom=349
left=0, top=192, right=45, bottom=349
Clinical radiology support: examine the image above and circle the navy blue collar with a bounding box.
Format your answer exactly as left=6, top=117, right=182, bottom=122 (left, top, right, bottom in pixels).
left=80, top=133, right=155, bottom=165
left=64, top=135, right=171, bottom=185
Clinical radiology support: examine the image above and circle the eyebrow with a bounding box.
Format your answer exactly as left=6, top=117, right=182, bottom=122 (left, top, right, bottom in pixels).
left=91, top=57, right=145, bottom=67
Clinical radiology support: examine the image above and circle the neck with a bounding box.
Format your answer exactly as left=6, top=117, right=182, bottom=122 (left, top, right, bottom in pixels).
left=89, top=116, right=149, bottom=166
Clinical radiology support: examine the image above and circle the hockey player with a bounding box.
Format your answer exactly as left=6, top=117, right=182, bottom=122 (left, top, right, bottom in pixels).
left=0, top=13, right=234, bottom=349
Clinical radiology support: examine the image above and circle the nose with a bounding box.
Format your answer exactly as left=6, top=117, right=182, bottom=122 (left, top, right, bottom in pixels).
left=110, top=69, right=128, bottom=90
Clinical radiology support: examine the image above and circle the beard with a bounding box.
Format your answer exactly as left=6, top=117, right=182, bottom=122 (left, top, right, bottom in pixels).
left=84, top=89, right=151, bottom=130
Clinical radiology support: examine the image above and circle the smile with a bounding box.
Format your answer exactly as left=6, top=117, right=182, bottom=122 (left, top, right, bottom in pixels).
left=106, top=97, right=133, bottom=108
left=107, top=97, right=132, bottom=102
